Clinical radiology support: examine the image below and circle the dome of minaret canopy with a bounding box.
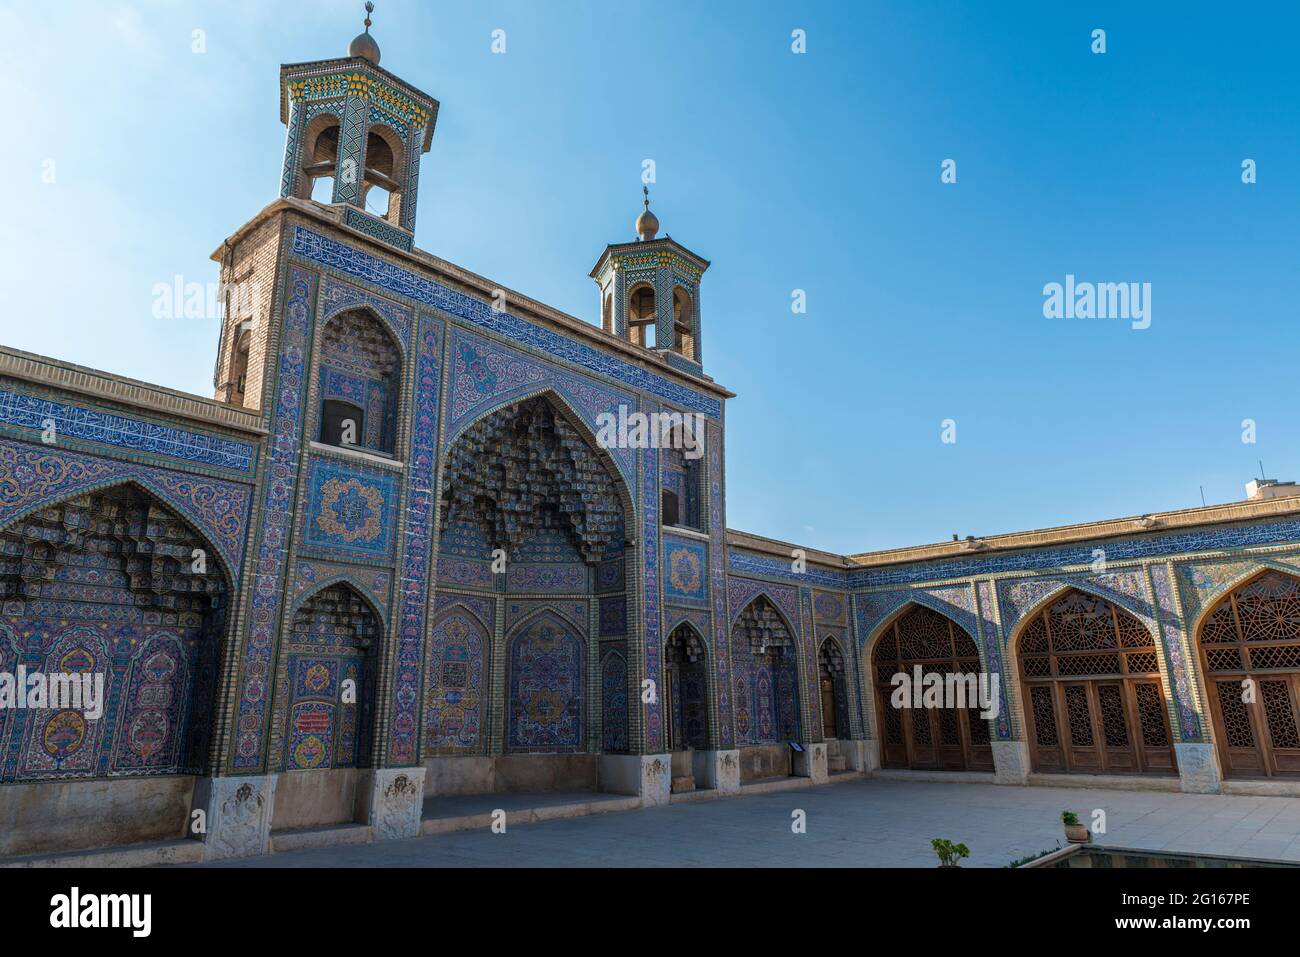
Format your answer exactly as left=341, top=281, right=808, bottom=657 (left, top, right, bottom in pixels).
left=635, top=208, right=660, bottom=241
left=349, top=30, right=381, bottom=64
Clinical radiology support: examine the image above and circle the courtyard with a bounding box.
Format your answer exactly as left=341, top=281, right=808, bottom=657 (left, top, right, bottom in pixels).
left=194, top=777, right=1300, bottom=868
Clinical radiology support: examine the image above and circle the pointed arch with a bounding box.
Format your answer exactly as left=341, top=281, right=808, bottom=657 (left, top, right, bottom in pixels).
left=425, top=601, right=491, bottom=754
left=664, top=620, right=712, bottom=750
left=314, top=306, right=403, bottom=455
left=276, top=579, right=383, bottom=771
left=731, top=593, right=802, bottom=745
left=444, top=382, right=638, bottom=494
left=818, top=634, right=850, bottom=739
left=600, top=646, right=630, bottom=753
left=1193, top=566, right=1300, bottom=778
left=505, top=608, right=586, bottom=753
left=1009, top=584, right=1176, bottom=776
left=865, top=602, right=992, bottom=771
left=0, top=481, right=232, bottom=782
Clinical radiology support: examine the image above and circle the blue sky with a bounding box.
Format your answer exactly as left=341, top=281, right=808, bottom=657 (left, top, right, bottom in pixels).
left=4, top=1, right=1298, bottom=555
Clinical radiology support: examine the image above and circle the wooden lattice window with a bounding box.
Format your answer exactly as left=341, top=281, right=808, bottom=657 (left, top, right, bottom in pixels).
left=1018, top=589, right=1174, bottom=776
left=1198, top=571, right=1300, bottom=777
left=872, top=605, right=992, bottom=772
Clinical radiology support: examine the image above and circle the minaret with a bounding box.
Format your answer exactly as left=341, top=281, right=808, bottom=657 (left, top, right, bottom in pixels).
left=277, top=2, right=439, bottom=251
left=589, top=189, right=711, bottom=376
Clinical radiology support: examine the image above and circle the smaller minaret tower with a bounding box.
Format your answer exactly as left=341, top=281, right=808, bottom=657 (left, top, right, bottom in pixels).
left=589, top=189, right=711, bottom=376
left=277, top=2, right=439, bottom=251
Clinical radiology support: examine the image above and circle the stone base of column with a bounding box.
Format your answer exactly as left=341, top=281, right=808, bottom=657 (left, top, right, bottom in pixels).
left=864, top=738, right=882, bottom=772
left=1174, top=743, right=1223, bottom=794
left=357, top=767, right=427, bottom=839
left=991, top=741, right=1031, bottom=785
left=836, top=739, right=871, bottom=773
left=192, top=774, right=277, bottom=861
left=793, top=742, right=829, bottom=783
left=598, top=753, right=672, bottom=806
left=692, top=749, right=741, bottom=793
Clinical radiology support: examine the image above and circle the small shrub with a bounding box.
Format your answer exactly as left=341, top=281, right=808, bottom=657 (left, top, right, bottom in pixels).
left=1061, top=810, right=1080, bottom=826
left=931, top=837, right=971, bottom=867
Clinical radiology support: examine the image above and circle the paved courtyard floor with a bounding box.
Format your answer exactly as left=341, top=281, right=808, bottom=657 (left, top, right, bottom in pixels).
left=197, top=777, right=1300, bottom=868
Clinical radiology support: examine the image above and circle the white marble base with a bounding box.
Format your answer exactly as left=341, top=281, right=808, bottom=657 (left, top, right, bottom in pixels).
left=359, top=767, right=427, bottom=840
left=193, top=774, right=277, bottom=861
left=991, top=741, right=1031, bottom=785
left=1174, top=743, right=1223, bottom=794
left=598, top=753, right=672, bottom=806
left=794, top=742, right=829, bottom=783
left=693, top=749, right=741, bottom=793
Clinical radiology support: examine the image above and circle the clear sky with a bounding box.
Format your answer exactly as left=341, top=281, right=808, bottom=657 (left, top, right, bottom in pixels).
left=4, top=1, right=1298, bottom=555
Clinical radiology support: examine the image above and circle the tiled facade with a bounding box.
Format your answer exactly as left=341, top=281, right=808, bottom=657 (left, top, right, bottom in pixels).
left=4, top=28, right=1300, bottom=862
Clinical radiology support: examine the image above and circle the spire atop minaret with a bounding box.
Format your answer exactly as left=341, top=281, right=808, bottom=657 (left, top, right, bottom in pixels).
left=636, top=185, right=660, bottom=241
left=348, top=1, right=381, bottom=65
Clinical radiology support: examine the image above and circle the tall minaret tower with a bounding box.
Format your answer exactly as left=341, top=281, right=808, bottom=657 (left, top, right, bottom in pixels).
left=589, top=190, right=711, bottom=377
left=277, top=2, right=439, bottom=250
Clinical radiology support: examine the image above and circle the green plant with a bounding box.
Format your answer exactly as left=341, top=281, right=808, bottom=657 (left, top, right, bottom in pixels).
left=1061, top=810, right=1080, bottom=826
left=931, top=838, right=971, bottom=867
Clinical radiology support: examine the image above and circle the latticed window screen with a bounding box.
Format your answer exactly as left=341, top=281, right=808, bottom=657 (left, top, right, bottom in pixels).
left=1198, top=571, right=1300, bottom=777
left=873, top=605, right=992, bottom=771
left=1018, top=589, right=1173, bottom=775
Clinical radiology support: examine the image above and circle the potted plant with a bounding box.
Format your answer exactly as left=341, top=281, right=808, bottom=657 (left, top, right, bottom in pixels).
left=931, top=838, right=970, bottom=868
left=1062, top=810, right=1090, bottom=844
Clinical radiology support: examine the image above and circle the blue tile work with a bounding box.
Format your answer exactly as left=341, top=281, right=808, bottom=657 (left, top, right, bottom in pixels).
left=706, top=422, right=734, bottom=746
left=663, top=536, right=708, bottom=606
left=0, top=386, right=256, bottom=474
left=424, top=604, right=488, bottom=753
left=601, top=647, right=629, bottom=752
left=321, top=275, right=412, bottom=347
left=506, top=610, right=585, bottom=752
left=301, top=456, right=398, bottom=562
left=0, top=438, right=252, bottom=582
left=232, top=266, right=317, bottom=772
left=341, top=206, right=414, bottom=253
left=447, top=328, right=636, bottom=484
left=387, top=313, right=444, bottom=764
left=1149, top=564, right=1203, bottom=741
left=291, top=226, right=721, bottom=418
left=599, top=595, right=627, bottom=636
left=291, top=560, right=392, bottom=622
left=641, top=401, right=663, bottom=752
left=974, top=581, right=1012, bottom=740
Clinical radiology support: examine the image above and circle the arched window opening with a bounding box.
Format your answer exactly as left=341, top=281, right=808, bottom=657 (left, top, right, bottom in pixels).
left=672, top=287, right=695, bottom=359
left=1018, top=590, right=1174, bottom=775
left=602, top=292, right=613, bottom=334
left=873, top=605, right=993, bottom=771
left=628, top=284, right=656, bottom=348
left=664, top=624, right=709, bottom=751
left=363, top=127, right=403, bottom=225
left=1199, top=571, right=1300, bottom=778
left=660, top=419, right=702, bottom=530
left=282, top=583, right=380, bottom=770
left=300, top=116, right=341, bottom=202
left=316, top=310, right=401, bottom=455
left=819, top=638, right=848, bottom=740
left=0, top=484, right=228, bottom=782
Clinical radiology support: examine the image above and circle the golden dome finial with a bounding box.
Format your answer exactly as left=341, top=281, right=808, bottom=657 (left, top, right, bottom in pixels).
left=349, top=1, right=381, bottom=65
left=636, top=185, right=660, bottom=241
